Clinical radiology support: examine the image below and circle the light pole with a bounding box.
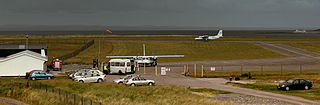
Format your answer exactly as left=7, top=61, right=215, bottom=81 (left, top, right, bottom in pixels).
left=25, top=34, right=29, bottom=50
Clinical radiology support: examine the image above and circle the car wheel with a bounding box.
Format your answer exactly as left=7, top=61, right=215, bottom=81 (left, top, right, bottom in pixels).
left=285, top=87, right=290, bottom=91
left=79, top=80, right=84, bottom=83
left=118, top=82, right=123, bottom=84
left=305, top=86, right=309, bottom=90
left=148, top=82, right=154, bottom=86
left=130, top=83, right=136, bottom=86
left=32, top=78, right=36, bottom=81
left=97, top=79, right=103, bottom=83
left=48, top=77, right=51, bottom=79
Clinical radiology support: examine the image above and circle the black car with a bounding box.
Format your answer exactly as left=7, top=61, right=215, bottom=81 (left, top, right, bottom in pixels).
left=277, top=78, right=312, bottom=91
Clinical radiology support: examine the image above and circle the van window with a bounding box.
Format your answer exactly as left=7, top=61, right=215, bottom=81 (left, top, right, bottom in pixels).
left=120, top=62, right=125, bottom=67
left=114, top=62, right=120, bottom=66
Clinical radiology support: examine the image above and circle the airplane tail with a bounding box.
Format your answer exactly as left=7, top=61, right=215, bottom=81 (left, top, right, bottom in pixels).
left=217, top=30, right=223, bottom=37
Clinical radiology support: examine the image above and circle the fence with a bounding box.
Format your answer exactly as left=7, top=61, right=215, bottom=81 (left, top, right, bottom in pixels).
left=4, top=80, right=103, bottom=105
left=136, top=63, right=320, bottom=77
left=56, top=40, right=94, bottom=61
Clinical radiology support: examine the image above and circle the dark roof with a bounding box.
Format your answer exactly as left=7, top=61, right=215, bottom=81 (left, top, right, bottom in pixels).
left=0, top=44, right=47, bottom=50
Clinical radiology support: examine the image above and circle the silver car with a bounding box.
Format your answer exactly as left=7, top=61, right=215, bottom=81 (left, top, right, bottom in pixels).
left=74, top=73, right=106, bottom=83
left=113, top=75, right=138, bottom=84
left=124, top=77, right=155, bottom=86
left=71, top=69, right=103, bottom=80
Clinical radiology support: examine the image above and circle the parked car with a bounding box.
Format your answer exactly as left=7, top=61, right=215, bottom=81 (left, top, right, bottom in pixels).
left=124, top=76, right=155, bottom=86
left=26, top=70, right=41, bottom=79
left=70, top=69, right=103, bottom=80
left=277, top=78, right=312, bottom=91
left=113, top=75, right=138, bottom=84
left=28, top=70, right=54, bottom=80
left=74, top=73, right=106, bottom=83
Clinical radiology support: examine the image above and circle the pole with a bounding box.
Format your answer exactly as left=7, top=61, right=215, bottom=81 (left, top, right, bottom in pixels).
left=144, top=63, right=146, bottom=74
left=194, top=64, right=197, bottom=77
left=201, top=65, right=204, bottom=77
left=25, top=34, right=29, bottom=50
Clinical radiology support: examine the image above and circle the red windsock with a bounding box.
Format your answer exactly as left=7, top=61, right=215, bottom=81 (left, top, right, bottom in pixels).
left=105, top=30, right=113, bottom=34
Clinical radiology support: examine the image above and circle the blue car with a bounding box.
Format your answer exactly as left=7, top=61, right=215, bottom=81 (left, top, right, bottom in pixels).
left=28, top=70, right=54, bottom=80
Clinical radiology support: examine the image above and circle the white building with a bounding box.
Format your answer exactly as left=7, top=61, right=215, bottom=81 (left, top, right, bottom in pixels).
left=0, top=45, right=47, bottom=76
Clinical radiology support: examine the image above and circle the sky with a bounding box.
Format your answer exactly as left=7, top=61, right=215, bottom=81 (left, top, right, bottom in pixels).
left=1, top=0, right=320, bottom=28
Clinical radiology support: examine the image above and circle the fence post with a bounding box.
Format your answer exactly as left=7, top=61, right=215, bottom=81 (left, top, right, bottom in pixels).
left=183, top=65, right=186, bottom=74
left=81, top=96, right=84, bottom=105
left=155, top=65, right=158, bottom=76
left=90, top=99, right=93, bottom=105
left=194, top=64, right=197, bottom=77
left=137, top=66, right=140, bottom=71
left=201, top=65, right=204, bottom=77
left=187, top=64, right=189, bottom=73
left=74, top=94, right=76, bottom=105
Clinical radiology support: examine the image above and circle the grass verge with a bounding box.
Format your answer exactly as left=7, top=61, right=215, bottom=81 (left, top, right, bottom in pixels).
left=0, top=77, right=232, bottom=105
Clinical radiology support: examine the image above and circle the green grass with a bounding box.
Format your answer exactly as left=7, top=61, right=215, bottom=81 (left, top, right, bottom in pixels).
left=199, top=70, right=320, bottom=100
left=5, top=35, right=320, bottom=64
left=67, top=41, right=286, bottom=64
left=0, top=77, right=232, bottom=105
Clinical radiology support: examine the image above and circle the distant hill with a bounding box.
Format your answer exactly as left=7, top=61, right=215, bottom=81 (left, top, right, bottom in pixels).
left=315, top=29, right=320, bottom=31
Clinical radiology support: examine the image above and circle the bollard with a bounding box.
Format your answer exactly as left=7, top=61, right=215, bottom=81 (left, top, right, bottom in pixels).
left=194, top=64, right=197, bottom=77
left=183, top=65, right=186, bottom=74
left=201, top=65, right=204, bottom=77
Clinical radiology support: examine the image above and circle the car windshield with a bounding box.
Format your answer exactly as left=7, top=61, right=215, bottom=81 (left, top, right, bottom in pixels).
left=286, top=79, right=294, bottom=83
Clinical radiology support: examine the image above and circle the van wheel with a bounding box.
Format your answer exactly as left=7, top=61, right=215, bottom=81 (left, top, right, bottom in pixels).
left=305, top=86, right=309, bottom=90
left=148, top=82, right=154, bottom=86
left=118, top=70, right=123, bottom=75
left=31, top=78, right=36, bottom=81
left=130, top=83, right=136, bottom=86
left=47, top=77, right=51, bottom=79
left=97, top=79, right=103, bottom=83
left=79, top=80, right=84, bottom=83
left=118, top=82, right=123, bottom=84
left=285, top=87, right=290, bottom=91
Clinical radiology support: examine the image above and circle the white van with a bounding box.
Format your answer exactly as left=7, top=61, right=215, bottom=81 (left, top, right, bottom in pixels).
left=107, top=59, right=135, bottom=74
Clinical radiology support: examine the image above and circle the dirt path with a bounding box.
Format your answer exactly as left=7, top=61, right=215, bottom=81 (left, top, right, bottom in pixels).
left=0, top=97, right=29, bottom=105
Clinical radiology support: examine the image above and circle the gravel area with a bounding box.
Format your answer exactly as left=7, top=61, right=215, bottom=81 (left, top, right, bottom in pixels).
left=0, top=97, right=29, bottom=105
left=210, top=94, right=293, bottom=105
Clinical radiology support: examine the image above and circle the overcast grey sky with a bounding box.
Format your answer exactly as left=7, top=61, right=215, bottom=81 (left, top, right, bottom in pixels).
left=1, top=0, right=320, bottom=28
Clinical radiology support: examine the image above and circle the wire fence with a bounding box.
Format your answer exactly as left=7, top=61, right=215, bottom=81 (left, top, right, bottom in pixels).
left=4, top=80, right=103, bottom=105
left=136, top=63, right=320, bottom=77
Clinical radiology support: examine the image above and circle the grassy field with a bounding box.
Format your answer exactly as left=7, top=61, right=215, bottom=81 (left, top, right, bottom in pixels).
left=67, top=41, right=286, bottom=64
left=3, top=35, right=320, bottom=64
left=197, top=70, right=320, bottom=100
left=283, top=42, right=320, bottom=54
left=0, top=77, right=232, bottom=105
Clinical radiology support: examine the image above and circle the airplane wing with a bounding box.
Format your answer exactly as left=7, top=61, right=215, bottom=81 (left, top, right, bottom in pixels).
left=151, top=55, right=185, bottom=58
left=106, top=56, right=138, bottom=59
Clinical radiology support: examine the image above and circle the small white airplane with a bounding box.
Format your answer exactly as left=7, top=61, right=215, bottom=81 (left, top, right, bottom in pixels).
left=195, top=30, right=223, bottom=41
left=106, top=44, right=184, bottom=66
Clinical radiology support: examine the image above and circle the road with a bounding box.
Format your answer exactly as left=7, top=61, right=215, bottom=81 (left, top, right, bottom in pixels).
left=0, top=97, right=29, bottom=105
